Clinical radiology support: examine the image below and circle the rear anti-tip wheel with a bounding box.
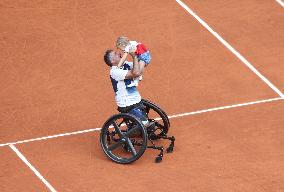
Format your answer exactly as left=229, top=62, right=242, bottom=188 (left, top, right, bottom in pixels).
left=100, top=113, right=147, bottom=164
left=155, top=156, right=163, bottom=163
left=166, top=146, right=173, bottom=153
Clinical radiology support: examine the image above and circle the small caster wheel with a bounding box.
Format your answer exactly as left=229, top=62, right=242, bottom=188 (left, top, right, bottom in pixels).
left=155, top=156, right=163, bottom=163
left=166, top=146, right=173, bottom=153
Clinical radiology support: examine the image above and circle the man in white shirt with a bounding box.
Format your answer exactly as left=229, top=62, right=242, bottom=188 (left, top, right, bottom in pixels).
left=103, top=49, right=150, bottom=125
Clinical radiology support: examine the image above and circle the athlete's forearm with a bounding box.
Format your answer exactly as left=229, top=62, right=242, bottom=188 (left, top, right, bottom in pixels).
left=131, top=54, right=141, bottom=77
left=117, top=53, right=128, bottom=68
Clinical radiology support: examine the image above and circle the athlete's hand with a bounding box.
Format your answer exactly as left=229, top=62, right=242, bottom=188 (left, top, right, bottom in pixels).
left=129, top=50, right=136, bottom=58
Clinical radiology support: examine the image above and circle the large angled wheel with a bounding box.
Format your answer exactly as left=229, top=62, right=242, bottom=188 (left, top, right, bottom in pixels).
left=141, top=99, right=170, bottom=137
left=100, top=113, right=147, bottom=164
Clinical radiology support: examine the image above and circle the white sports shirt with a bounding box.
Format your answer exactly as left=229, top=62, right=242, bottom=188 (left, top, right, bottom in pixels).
left=110, top=61, right=141, bottom=107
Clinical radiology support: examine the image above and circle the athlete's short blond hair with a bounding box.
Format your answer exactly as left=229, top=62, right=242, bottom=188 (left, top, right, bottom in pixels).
left=116, top=36, right=129, bottom=47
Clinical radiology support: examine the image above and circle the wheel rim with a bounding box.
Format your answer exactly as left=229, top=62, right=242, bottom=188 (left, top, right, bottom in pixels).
left=142, top=99, right=170, bottom=136
left=100, top=114, right=147, bottom=164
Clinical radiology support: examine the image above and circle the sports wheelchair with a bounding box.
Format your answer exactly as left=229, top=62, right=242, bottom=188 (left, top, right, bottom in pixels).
left=100, top=99, right=175, bottom=164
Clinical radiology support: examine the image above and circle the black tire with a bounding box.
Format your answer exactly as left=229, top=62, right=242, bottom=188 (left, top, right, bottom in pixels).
left=141, top=99, right=170, bottom=135
left=100, top=113, right=147, bottom=164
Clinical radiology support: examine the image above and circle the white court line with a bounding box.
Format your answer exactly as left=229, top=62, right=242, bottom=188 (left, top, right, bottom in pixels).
left=0, top=97, right=282, bottom=147
left=167, top=97, right=283, bottom=118
left=9, top=144, right=57, bottom=192
left=0, top=128, right=102, bottom=147
left=276, top=0, right=284, bottom=7
left=175, top=0, right=284, bottom=98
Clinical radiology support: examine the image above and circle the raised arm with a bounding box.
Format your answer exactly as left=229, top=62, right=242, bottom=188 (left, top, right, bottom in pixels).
left=117, top=52, right=128, bottom=68
left=125, top=52, right=141, bottom=79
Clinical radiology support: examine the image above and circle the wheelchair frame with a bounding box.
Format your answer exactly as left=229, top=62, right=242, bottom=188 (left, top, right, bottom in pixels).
left=100, top=99, right=175, bottom=164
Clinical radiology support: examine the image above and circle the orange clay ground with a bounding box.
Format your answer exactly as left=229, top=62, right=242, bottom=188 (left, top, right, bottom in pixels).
left=0, top=1, right=283, bottom=191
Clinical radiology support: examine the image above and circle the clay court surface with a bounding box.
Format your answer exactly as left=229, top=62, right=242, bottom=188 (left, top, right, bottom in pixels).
left=1, top=0, right=284, bottom=191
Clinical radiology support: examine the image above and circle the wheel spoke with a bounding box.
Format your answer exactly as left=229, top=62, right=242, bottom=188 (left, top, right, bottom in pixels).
left=118, top=119, right=126, bottom=127
left=106, top=131, right=111, bottom=144
left=125, top=126, right=141, bottom=137
left=112, top=121, right=123, bottom=137
left=126, top=138, right=137, bottom=156
left=108, top=139, right=124, bottom=151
